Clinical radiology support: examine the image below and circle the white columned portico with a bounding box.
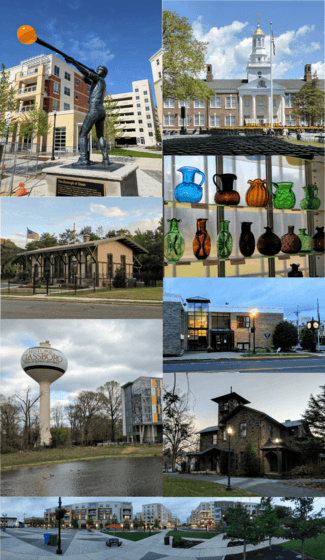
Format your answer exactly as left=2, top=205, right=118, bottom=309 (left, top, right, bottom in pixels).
left=239, top=95, right=243, bottom=126
left=281, top=95, right=286, bottom=126
left=252, top=94, right=256, bottom=121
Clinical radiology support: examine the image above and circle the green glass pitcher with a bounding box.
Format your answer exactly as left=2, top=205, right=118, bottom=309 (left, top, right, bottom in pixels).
left=298, top=228, right=314, bottom=252
left=271, top=182, right=296, bottom=209
left=164, top=218, right=185, bottom=263
left=300, top=185, right=321, bottom=210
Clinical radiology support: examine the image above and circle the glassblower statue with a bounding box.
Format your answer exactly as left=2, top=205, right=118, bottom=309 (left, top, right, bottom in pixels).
left=17, top=25, right=111, bottom=167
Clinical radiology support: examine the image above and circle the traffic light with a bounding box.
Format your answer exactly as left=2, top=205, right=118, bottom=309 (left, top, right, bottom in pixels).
left=180, top=106, right=186, bottom=120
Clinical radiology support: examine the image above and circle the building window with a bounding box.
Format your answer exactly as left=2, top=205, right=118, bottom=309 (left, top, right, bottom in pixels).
left=87, top=85, right=91, bottom=92
left=146, top=114, right=151, bottom=119
left=65, top=72, right=71, bottom=81
left=158, top=72, right=161, bottom=78
left=136, top=96, right=140, bottom=100
left=148, top=132, right=153, bottom=137
left=53, top=82, right=60, bottom=94
left=163, top=114, right=175, bottom=127
left=121, top=255, right=126, bottom=269
left=52, top=100, right=59, bottom=111
left=164, top=98, right=175, bottom=108
left=179, top=99, right=190, bottom=108
left=107, top=254, right=113, bottom=277
left=75, top=92, right=78, bottom=100
left=139, top=128, right=144, bottom=132
left=211, top=313, right=230, bottom=329
left=54, top=66, right=60, bottom=77
left=144, top=98, right=149, bottom=103
left=137, top=111, right=142, bottom=116
left=244, top=99, right=250, bottom=107
left=194, top=98, right=205, bottom=108
left=225, top=97, right=236, bottom=109
left=240, top=423, right=247, bottom=437
left=180, top=114, right=190, bottom=127
left=135, top=88, right=139, bottom=92
left=223, top=430, right=227, bottom=441
left=156, top=59, right=160, bottom=65
left=210, top=95, right=221, bottom=108
left=137, top=103, right=141, bottom=107
left=64, top=103, right=70, bottom=110
left=285, top=94, right=295, bottom=108
left=143, top=90, right=148, bottom=95
left=75, top=78, right=79, bottom=86
left=210, top=115, right=220, bottom=127
left=213, top=434, right=218, bottom=445
left=147, top=123, right=152, bottom=128
left=237, top=316, right=250, bottom=328
left=225, top=115, right=236, bottom=126
left=145, top=106, right=150, bottom=111
left=194, top=114, right=205, bottom=126
left=285, top=114, right=296, bottom=126
left=269, top=424, right=273, bottom=437
left=138, top=120, right=143, bottom=124
left=64, top=87, right=70, bottom=96
left=257, top=97, right=264, bottom=107
left=273, top=98, right=277, bottom=107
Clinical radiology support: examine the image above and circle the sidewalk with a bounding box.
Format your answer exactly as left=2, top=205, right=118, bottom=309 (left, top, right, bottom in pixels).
left=163, top=350, right=324, bottom=361
left=1, top=294, right=162, bottom=305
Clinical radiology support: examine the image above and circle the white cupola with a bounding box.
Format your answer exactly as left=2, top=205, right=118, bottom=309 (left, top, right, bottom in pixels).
left=246, top=16, right=271, bottom=82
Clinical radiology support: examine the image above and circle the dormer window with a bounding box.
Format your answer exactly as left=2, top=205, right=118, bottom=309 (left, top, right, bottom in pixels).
left=224, top=402, right=229, bottom=410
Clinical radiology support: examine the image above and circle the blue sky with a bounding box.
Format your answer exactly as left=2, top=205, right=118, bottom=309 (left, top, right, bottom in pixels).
left=1, top=0, right=161, bottom=101
left=1, top=497, right=324, bottom=523
left=164, top=278, right=325, bottom=320
left=164, top=1, right=324, bottom=79
left=1, top=198, right=162, bottom=248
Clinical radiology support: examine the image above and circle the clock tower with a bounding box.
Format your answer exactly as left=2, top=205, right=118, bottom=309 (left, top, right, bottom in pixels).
left=246, top=15, right=271, bottom=82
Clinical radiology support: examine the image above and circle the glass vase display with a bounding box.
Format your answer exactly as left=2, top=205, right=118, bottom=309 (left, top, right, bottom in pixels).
left=174, top=166, right=205, bottom=203
left=164, top=219, right=185, bottom=263
left=257, top=226, right=281, bottom=256
left=300, top=185, right=321, bottom=210
left=313, top=226, right=324, bottom=252
left=193, top=218, right=211, bottom=260
left=271, top=182, right=296, bottom=209
left=239, top=222, right=255, bottom=257
left=245, top=179, right=270, bottom=207
left=298, top=228, right=314, bottom=252
left=281, top=226, right=302, bottom=254
left=288, top=264, right=303, bottom=277
left=213, top=173, right=240, bottom=206
left=217, top=220, right=233, bottom=258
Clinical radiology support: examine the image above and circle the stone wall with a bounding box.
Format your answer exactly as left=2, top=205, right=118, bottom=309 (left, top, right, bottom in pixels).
left=163, top=302, right=183, bottom=356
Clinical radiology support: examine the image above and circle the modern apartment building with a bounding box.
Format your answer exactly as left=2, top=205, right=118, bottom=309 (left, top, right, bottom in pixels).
left=149, top=49, right=162, bottom=135
left=44, top=501, right=133, bottom=529
left=187, top=501, right=268, bottom=527
left=121, top=377, right=163, bottom=443
left=111, top=79, right=157, bottom=147
left=5, top=53, right=90, bottom=153
left=141, top=503, right=180, bottom=528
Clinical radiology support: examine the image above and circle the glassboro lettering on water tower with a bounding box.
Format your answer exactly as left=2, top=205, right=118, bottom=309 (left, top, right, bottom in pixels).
left=22, top=349, right=64, bottom=364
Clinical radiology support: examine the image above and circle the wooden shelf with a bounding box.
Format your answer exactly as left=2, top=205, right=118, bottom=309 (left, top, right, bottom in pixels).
left=164, top=200, right=324, bottom=214
left=164, top=251, right=322, bottom=266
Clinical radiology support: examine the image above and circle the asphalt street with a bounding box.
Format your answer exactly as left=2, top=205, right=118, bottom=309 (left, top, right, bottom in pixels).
left=164, top=473, right=325, bottom=497
left=163, top=357, right=325, bottom=373
left=1, top=299, right=162, bottom=319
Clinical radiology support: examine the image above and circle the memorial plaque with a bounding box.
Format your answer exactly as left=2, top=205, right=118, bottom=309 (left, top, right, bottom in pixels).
left=56, top=177, right=104, bottom=197
left=191, top=203, right=209, bottom=209
left=231, top=258, right=246, bottom=265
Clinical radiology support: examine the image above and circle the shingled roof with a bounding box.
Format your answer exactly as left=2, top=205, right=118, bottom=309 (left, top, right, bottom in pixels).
left=205, top=78, right=325, bottom=92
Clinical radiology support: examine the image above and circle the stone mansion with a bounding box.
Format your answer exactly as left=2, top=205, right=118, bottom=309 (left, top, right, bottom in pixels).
left=163, top=19, right=324, bottom=130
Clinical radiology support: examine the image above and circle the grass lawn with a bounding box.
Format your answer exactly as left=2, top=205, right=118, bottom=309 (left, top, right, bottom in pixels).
left=102, top=531, right=160, bottom=541
left=1, top=444, right=162, bottom=471
left=49, top=286, right=162, bottom=300
left=283, top=138, right=325, bottom=148
left=94, top=149, right=161, bottom=158
left=242, top=353, right=312, bottom=358
left=167, top=530, right=219, bottom=539
left=280, top=533, right=325, bottom=560
left=163, top=477, right=259, bottom=497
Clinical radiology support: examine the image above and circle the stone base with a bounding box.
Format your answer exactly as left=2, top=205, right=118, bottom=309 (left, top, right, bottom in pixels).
left=45, top=162, right=139, bottom=196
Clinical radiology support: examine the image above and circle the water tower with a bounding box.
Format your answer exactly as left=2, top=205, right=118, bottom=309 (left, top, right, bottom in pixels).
left=21, top=341, right=68, bottom=446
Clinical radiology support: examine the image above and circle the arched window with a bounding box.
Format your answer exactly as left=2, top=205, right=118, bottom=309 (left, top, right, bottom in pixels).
left=107, top=253, right=113, bottom=278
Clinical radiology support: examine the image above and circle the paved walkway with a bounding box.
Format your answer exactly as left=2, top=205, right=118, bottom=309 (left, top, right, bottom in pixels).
left=163, top=350, right=324, bottom=361
left=2, top=294, right=162, bottom=304
left=1, top=528, right=290, bottom=560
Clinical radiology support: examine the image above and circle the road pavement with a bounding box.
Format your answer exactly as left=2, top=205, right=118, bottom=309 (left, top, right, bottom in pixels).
left=163, top=357, right=325, bottom=373
left=1, top=299, right=162, bottom=319
left=164, top=473, right=325, bottom=497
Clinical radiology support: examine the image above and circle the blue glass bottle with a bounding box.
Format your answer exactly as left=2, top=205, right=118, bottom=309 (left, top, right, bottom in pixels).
left=174, top=166, right=205, bottom=203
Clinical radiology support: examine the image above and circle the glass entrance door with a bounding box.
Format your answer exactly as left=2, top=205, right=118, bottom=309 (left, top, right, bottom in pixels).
left=211, top=331, right=234, bottom=351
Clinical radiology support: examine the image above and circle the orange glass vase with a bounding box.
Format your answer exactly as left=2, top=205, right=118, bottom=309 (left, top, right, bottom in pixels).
left=245, top=179, right=270, bottom=207
left=193, top=218, right=211, bottom=260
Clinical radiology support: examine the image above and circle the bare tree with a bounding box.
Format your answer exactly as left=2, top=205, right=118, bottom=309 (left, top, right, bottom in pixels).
left=163, top=385, right=197, bottom=472
left=97, top=381, right=122, bottom=441
left=15, top=388, right=40, bottom=448
left=51, top=403, right=65, bottom=428
left=74, top=391, right=102, bottom=445
left=0, top=395, right=21, bottom=452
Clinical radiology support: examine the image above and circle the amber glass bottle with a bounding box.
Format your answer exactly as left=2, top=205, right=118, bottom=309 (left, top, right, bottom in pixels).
left=193, top=218, right=211, bottom=260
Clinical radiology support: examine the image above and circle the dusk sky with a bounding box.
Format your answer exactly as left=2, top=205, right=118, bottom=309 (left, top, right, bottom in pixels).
left=2, top=198, right=162, bottom=248
left=164, top=278, right=325, bottom=320
left=163, top=1, right=324, bottom=79
left=1, top=497, right=324, bottom=523
left=164, top=371, right=324, bottom=436
left=1, top=0, right=161, bottom=101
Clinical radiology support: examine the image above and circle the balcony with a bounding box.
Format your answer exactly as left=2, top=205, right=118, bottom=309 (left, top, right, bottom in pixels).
left=16, top=106, right=33, bottom=113
left=21, top=68, right=39, bottom=77
left=18, top=85, right=37, bottom=96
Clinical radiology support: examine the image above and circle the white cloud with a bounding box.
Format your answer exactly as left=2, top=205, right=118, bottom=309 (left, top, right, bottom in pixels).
left=90, top=204, right=126, bottom=217
left=69, top=36, right=115, bottom=65
left=128, top=217, right=161, bottom=233
left=312, top=61, right=325, bottom=79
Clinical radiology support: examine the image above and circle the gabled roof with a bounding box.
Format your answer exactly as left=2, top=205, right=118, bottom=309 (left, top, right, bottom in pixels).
left=211, top=391, right=250, bottom=405
left=282, top=420, right=302, bottom=428
left=17, top=236, right=148, bottom=256
left=218, top=404, right=285, bottom=429
left=197, top=425, right=219, bottom=434
left=260, top=438, right=301, bottom=453
left=187, top=446, right=233, bottom=456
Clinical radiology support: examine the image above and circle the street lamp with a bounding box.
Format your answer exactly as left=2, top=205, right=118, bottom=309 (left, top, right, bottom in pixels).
left=51, top=110, right=57, bottom=160
left=55, top=497, right=66, bottom=555
left=274, top=438, right=281, bottom=477
left=250, top=309, right=258, bottom=355
left=225, top=426, right=233, bottom=491
left=307, top=318, right=319, bottom=352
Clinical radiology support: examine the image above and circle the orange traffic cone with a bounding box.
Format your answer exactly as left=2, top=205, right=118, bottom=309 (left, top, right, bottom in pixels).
left=15, top=182, right=28, bottom=197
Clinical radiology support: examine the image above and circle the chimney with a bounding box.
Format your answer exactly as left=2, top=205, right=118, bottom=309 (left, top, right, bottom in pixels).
left=285, top=419, right=291, bottom=422
left=83, top=235, right=90, bottom=242
left=206, top=64, right=212, bottom=82
left=39, top=341, right=51, bottom=348
left=304, top=64, right=312, bottom=82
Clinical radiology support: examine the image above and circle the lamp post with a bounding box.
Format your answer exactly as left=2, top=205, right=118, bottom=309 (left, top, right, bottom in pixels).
left=307, top=318, right=319, bottom=352
left=51, top=110, right=57, bottom=160
left=225, top=426, right=233, bottom=491
left=180, top=106, right=186, bottom=135
left=250, top=309, right=258, bottom=354
left=55, top=497, right=66, bottom=555
left=275, top=438, right=281, bottom=477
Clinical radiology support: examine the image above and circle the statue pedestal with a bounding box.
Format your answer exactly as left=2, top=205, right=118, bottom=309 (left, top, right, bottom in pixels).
left=45, top=162, right=139, bottom=196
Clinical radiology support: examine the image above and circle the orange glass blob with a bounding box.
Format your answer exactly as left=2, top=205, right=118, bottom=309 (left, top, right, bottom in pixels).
left=17, top=26, right=37, bottom=45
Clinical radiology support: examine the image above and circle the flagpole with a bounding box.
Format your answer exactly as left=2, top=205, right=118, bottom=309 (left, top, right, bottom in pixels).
left=270, top=22, right=273, bottom=130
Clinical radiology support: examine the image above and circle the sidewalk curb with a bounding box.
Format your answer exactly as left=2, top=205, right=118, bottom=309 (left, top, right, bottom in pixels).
left=2, top=295, right=162, bottom=306
left=163, top=354, right=321, bottom=363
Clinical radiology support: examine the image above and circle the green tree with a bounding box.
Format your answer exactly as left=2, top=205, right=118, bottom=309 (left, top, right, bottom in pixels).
left=155, top=127, right=161, bottom=143
left=291, top=75, right=325, bottom=126
left=273, top=321, right=298, bottom=351
left=18, top=101, right=51, bottom=147
left=91, top=94, right=124, bottom=146
left=132, top=218, right=163, bottom=281
left=133, top=516, right=139, bottom=529
left=1, top=239, right=22, bottom=273
left=243, top=442, right=260, bottom=476
left=296, top=437, right=324, bottom=464
left=112, top=266, right=127, bottom=288
left=303, top=384, right=325, bottom=445
left=71, top=517, right=78, bottom=529
left=257, top=498, right=283, bottom=550
left=280, top=498, right=325, bottom=560
left=163, top=11, right=214, bottom=102
left=79, top=226, right=100, bottom=241
left=50, top=427, right=70, bottom=447
left=139, top=518, right=144, bottom=529
left=153, top=518, right=160, bottom=529
left=25, top=233, right=58, bottom=251
left=86, top=517, right=94, bottom=526
left=58, top=228, right=79, bottom=245
left=300, top=327, right=315, bottom=351
left=0, top=64, right=19, bottom=139
left=223, top=505, right=263, bottom=560
left=3, top=260, right=20, bottom=277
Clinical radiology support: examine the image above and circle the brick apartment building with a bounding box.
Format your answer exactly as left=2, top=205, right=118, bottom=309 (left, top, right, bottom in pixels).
left=188, top=390, right=310, bottom=475
left=163, top=294, right=283, bottom=355
left=163, top=19, right=324, bottom=132
left=44, top=501, right=133, bottom=529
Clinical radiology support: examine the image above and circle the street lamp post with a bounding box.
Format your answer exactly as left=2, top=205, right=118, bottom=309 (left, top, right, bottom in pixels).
left=56, top=497, right=65, bottom=555
left=225, top=426, right=233, bottom=491
left=51, top=111, right=57, bottom=160
left=275, top=438, right=281, bottom=477
left=250, top=310, right=258, bottom=355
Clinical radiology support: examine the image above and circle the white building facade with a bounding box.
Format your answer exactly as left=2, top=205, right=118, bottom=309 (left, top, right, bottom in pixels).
left=44, top=501, right=133, bottom=529
left=149, top=49, right=162, bottom=135
left=141, top=503, right=179, bottom=528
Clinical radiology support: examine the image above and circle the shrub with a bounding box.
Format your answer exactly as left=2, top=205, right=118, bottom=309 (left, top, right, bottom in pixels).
left=287, top=464, right=325, bottom=478
left=113, top=267, right=127, bottom=288
left=243, top=442, right=260, bottom=476
left=273, top=321, right=298, bottom=351
left=300, top=328, right=315, bottom=351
